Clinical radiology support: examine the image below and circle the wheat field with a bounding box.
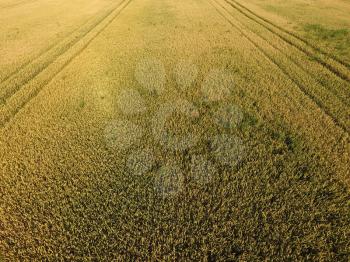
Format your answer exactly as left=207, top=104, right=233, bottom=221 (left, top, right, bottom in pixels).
left=0, top=0, right=349, bottom=260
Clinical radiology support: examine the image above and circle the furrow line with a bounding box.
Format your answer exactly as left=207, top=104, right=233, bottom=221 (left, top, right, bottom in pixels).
left=210, top=0, right=349, bottom=134
left=0, top=0, right=125, bottom=103
left=0, top=0, right=132, bottom=128
left=225, top=0, right=350, bottom=84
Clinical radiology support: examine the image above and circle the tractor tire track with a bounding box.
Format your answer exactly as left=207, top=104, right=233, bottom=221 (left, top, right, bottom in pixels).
left=0, top=0, right=119, bottom=84
left=210, top=0, right=349, bottom=134
left=219, top=0, right=350, bottom=107
left=0, top=0, right=132, bottom=128
left=224, top=0, right=350, bottom=84
left=250, top=28, right=350, bottom=107
left=0, top=0, right=37, bottom=10
left=0, top=0, right=126, bottom=104
left=230, top=0, right=350, bottom=70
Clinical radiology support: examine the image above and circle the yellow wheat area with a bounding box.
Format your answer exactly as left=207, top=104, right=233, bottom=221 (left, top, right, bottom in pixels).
left=0, top=0, right=349, bottom=260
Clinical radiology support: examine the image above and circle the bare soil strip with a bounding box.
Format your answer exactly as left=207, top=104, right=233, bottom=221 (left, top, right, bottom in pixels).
left=0, top=0, right=132, bottom=127
left=0, top=0, right=126, bottom=103
left=212, top=0, right=350, bottom=133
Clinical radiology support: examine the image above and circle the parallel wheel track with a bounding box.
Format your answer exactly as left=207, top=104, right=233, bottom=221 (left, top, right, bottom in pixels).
left=0, top=0, right=121, bottom=84
left=217, top=0, right=350, bottom=126
left=0, top=0, right=127, bottom=103
left=0, top=0, right=132, bottom=127
left=210, top=0, right=349, bottom=134
left=224, top=0, right=350, bottom=84
left=223, top=0, right=350, bottom=106
left=0, top=0, right=38, bottom=10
